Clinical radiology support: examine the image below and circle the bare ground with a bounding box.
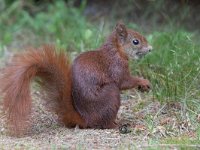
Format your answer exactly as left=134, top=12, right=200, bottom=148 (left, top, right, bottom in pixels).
left=0, top=88, right=199, bottom=150
left=0, top=90, right=150, bottom=149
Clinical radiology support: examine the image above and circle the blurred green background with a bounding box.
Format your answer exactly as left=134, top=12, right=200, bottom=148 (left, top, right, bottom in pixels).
left=0, top=0, right=200, bottom=104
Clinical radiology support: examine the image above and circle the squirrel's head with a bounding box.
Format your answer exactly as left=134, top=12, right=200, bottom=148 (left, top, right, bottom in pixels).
left=115, top=22, right=152, bottom=60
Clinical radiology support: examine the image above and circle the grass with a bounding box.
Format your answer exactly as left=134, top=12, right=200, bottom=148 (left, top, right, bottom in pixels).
left=132, top=30, right=200, bottom=148
left=0, top=0, right=105, bottom=52
left=0, top=0, right=200, bottom=149
left=133, top=31, right=200, bottom=102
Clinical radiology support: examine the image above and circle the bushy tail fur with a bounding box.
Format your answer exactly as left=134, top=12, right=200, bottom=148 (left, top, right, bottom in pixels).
left=0, top=45, right=84, bottom=135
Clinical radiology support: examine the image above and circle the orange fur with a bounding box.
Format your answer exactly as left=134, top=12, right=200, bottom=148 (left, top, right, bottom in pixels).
left=1, top=46, right=85, bottom=135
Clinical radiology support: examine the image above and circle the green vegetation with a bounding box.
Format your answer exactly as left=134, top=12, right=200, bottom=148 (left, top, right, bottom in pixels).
left=134, top=31, right=200, bottom=102
left=134, top=31, right=200, bottom=148
left=0, top=0, right=104, bottom=52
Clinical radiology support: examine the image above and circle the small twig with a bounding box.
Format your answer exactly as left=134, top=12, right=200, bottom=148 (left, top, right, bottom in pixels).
left=153, top=103, right=166, bottom=121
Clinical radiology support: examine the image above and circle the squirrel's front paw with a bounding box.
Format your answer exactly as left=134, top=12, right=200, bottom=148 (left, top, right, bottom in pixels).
left=137, top=79, right=151, bottom=92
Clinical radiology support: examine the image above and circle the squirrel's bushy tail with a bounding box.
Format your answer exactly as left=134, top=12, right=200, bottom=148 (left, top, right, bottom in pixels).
left=0, top=45, right=81, bottom=135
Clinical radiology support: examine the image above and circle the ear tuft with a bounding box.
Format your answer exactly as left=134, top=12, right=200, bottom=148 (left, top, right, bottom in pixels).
left=115, top=22, right=128, bottom=40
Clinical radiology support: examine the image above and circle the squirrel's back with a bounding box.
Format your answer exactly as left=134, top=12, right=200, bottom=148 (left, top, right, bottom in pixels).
left=71, top=44, right=126, bottom=128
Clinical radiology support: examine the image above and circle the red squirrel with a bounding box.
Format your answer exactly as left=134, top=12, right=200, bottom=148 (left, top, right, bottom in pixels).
left=0, top=22, right=152, bottom=135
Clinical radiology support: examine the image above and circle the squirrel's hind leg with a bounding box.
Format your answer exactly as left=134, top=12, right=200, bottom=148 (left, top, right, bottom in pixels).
left=86, top=84, right=121, bottom=129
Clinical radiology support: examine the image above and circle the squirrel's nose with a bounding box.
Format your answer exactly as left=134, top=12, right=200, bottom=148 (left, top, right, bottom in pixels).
left=148, top=45, right=153, bottom=52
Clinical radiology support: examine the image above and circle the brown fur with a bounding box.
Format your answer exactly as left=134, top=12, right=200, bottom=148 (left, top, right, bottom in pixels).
left=0, top=23, right=152, bottom=136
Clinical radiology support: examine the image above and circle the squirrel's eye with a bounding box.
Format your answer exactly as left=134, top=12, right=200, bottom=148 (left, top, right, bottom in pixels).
left=132, top=39, right=139, bottom=45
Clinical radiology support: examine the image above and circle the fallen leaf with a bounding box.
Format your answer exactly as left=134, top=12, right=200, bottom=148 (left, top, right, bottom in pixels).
left=134, top=125, right=146, bottom=131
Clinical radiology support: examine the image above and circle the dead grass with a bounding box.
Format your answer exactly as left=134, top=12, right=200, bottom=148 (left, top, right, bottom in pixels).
left=0, top=89, right=199, bottom=150
left=0, top=90, right=147, bottom=150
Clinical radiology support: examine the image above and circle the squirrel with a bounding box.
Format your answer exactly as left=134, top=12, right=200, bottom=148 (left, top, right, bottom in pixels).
left=0, top=22, right=152, bottom=136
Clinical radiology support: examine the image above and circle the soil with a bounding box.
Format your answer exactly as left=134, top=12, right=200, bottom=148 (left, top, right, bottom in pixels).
left=0, top=90, right=153, bottom=149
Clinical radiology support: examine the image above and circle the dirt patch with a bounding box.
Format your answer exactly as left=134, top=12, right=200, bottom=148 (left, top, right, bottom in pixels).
left=0, top=90, right=149, bottom=149
left=0, top=90, right=198, bottom=149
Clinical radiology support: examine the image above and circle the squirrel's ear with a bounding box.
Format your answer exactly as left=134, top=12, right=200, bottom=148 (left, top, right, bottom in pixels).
left=115, top=22, right=128, bottom=41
